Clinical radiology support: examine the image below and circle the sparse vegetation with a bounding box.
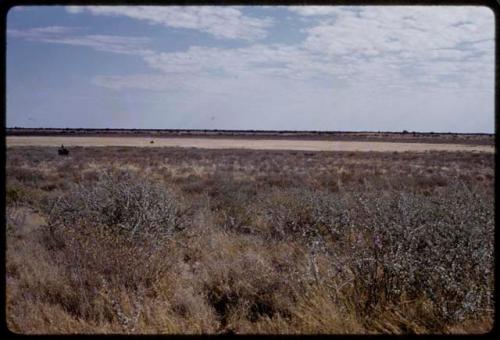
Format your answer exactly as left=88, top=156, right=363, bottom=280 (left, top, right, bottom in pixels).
left=6, top=146, right=494, bottom=334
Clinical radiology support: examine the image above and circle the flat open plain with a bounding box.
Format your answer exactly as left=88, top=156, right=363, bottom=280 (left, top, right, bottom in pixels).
left=6, top=136, right=494, bottom=152
left=6, top=140, right=495, bottom=334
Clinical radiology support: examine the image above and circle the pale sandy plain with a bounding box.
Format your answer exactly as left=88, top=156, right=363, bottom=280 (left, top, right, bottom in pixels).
left=6, top=136, right=494, bottom=153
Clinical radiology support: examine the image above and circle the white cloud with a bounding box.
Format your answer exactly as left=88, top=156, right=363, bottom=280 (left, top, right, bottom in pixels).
left=8, top=6, right=494, bottom=132
left=8, top=27, right=153, bottom=56
left=92, top=74, right=192, bottom=91
left=8, top=26, right=81, bottom=35
left=10, top=6, right=493, bottom=97
left=66, top=6, right=273, bottom=40
left=302, top=6, right=493, bottom=56
left=288, top=6, right=341, bottom=16
left=65, top=6, right=83, bottom=14
left=297, top=6, right=494, bottom=92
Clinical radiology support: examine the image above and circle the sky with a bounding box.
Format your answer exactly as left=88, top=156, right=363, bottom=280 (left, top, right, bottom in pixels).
left=6, top=5, right=495, bottom=132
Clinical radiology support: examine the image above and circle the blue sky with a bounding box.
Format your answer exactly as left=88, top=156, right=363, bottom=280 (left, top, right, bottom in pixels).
left=7, top=5, right=495, bottom=132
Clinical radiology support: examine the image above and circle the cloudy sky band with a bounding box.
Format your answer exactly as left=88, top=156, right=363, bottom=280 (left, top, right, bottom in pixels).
left=6, top=5, right=494, bottom=132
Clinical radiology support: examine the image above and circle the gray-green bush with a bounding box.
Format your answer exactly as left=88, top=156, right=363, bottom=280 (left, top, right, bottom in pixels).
left=46, top=169, right=182, bottom=239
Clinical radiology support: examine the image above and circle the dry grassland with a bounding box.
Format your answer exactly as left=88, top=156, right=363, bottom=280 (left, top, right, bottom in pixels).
left=6, top=136, right=494, bottom=152
left=5, top=145, right=494, bottom=334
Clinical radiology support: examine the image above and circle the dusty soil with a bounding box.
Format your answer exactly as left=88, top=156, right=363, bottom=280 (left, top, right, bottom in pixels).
left=6, top=136, right=495, bottom=153
left=6, top=128, right=494, bottom=145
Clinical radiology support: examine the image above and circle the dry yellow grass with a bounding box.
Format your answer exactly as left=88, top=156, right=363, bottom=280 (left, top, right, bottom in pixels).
left=6, top=136, right=494, bottom=153
left=5, top=146, right=494, bottom=334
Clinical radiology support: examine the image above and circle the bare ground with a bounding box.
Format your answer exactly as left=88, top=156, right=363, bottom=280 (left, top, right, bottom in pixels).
left=6, top=136, right=494, bottom=153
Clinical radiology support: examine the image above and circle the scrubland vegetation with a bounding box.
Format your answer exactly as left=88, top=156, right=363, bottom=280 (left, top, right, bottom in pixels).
left=6, top=146, right=494, bottom=334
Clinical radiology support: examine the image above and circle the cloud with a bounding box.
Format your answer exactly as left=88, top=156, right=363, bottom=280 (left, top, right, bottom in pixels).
left=92, top=74, right=191, bottom=91
left=8, top=6, right=494, bottom=132
left=88, top=42, right=361, bottom=98
left=66, top=6, right=273, bottom=40
left=8, top=26, right=152, bottom=56
left=10, top=6, right=493, bottom=97
left=296, top=6, right=494, bottom=92
left=123, top=6, right=492, bottom=95
left=8, top=26, right=82, bottom=35
left=288, top=6, right=342, bottom=16
left=300, top=6, right=493, bottom=55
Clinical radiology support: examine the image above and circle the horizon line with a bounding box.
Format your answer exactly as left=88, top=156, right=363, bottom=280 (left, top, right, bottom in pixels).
left=5, top=127, right=495, bottom=135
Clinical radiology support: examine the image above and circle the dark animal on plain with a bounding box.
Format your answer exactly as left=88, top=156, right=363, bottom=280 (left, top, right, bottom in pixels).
left=150, top=140, right=154, bottom=144
left=58, top=145, right=69, bottom=156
